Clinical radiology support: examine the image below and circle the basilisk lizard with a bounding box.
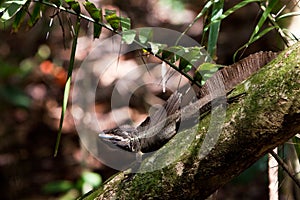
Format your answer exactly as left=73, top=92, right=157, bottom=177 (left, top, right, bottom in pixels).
left=99, top=51, right=278, bottom=154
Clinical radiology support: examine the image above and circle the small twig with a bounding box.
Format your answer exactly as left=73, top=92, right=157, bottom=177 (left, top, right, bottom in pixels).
left=269, top=150, right=300, bottom=189
left=56, top=12, right=67, bottom=49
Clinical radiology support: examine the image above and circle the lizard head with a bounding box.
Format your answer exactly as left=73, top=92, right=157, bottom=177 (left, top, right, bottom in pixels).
left=99, top=126, right=140, bottom=153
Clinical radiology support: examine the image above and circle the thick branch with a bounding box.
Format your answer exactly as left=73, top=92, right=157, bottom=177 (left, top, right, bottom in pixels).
left=84, top=42, right=300, bottom=200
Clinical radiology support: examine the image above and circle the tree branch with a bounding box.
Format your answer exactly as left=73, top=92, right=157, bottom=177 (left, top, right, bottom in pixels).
left=83, top=42, right=300, bottom=200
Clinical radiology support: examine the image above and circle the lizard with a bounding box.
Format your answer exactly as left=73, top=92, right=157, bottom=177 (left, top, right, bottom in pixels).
left=99, top=51, right=278, bottom=155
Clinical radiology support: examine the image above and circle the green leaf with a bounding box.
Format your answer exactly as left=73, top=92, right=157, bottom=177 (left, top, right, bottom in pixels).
left=49, top=0, right=63, bottom=7
left=207, top=0, right=260, bottom=27
left=81, top=171, right=102, bottom=187
left=11, top=2, right=27, bottom=32
left=198, top=63, right=220, bottom=72
left=187, top=47, right=209, bottom=64
left=179, top=57, right=192, bottom=72
left=161, top=49, right=174, bottom=60
left=233, top=0, right=279, bottom=60
left=0, top=61, right=21, bottom=77
left=179, top=46, right=210, bottom=72
left=122, top=29, right=136, bottom=44
left=43, top=180, right=73, bottom=194
left=202, top=0, right=262, bottom=58
left=161, top=46, right=211, bottom=73
left=195, top=63, right=221, bottom=85
left=0, top=85, right=31, bottom=108
left=177, top=0, right=214, bottom=45
left=93, top=23, right=102, bottom=38
left=65, top=0, right=80, bottom=14
left=120, top=16, right=131, bottom=31
left=161, top=46, right=182, bottom=63
left=83, top=1, right=103, bottom=38
left=83, top=1, right=101, bottom=20
left=249, top=26, right=277, bottom=44
left=248, top=0, right=278, bottom=43
left=177, top=48, right=192, bottom=71
left=233, top=26, right=277, bottom=60
left=104, top=9, right=120, bottom=30
left=207, top=0, right=224, bottom=58
left=138, top=28, right=153, bottom=44
left=54, top=17, right=81, bottom=157
left=148, top=42, right=167, bottom=55
left=28, top=3, right=43, bottom=27
left=0, top=0, right=28, bottom=21
left=277, top=11, right=300, bottom=20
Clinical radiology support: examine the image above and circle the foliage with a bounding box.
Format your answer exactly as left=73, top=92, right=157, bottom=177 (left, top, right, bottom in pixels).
left=0, top=43, right=51, bottom=108
left=1, top=0, right=297, bottom=83
left=83, top=0, right=102, bottom=38
left=43, top=170, right=102, bottom=199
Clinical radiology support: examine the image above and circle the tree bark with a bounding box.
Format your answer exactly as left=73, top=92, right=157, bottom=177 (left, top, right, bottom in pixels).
left=83, top=42, right=300, bottom=200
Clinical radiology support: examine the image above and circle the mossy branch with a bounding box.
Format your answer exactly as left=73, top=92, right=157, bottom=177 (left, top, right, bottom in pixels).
left=81, top=42, right=300, bottom=200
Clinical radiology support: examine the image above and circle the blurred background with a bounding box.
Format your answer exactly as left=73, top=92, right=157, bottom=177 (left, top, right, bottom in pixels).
left=0, top=0, right=299, bottom=199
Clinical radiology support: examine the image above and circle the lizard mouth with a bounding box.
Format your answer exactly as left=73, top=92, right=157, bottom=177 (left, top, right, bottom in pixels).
left=99, top=133, right=126, bottom=141
left=99, top=132, right=133, bottom=147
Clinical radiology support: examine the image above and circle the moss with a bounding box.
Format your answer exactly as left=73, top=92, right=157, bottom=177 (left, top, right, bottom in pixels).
left=83, top=42, right=300, bottom=200
left=224, top=47, right=300, bottom=138
left=120, top=171, right=164, bottom=199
